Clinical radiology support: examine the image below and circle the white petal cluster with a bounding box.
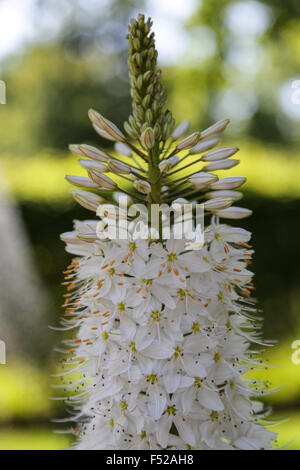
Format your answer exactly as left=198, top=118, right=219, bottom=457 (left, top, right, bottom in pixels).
left=58, top=220, right=276, bottom=450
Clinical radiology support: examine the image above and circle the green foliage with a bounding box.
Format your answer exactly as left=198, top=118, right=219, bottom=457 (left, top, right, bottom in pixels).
left=0, top=47, right=131, bottom=154
left=0, top=0, right=299, bottom=447
left=0, top=426, right=72, bottom=450
left=0, top=362, right=51, bottom=422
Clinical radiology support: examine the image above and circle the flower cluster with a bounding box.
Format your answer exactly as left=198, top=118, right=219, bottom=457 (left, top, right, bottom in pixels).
left=58, top=222, right=275, bottom=450
left=56, top=13, right=276, bottom=450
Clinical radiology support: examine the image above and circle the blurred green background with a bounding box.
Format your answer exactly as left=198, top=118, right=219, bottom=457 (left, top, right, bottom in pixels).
left=0, top=0, right=300, bottom=450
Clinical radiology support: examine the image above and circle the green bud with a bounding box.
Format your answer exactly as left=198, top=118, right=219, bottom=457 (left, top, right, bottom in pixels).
left=133, top=38, right=140, bottom=51
left=141, top=127, right=155, bottom=149
left=145, top=109, right=153, bottom=124
left=126, top=14, right=174, bottom=145
left=136, top=75, right=143, bottom=90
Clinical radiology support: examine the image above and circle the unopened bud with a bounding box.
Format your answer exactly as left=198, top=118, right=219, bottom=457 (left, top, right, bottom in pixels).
left=79, top=159, right=108, bottom=172
left=65, top=175, right=98, bottom=189
left=114, top=142, right=132, bottom=157
left=171, top=120, right=190, bottom=140
left=213, top=207, right=252, bottom=219
left=200, top=119, right=230, bottom=140
left=60, top=232, right=82, bottom=245
left=79, top=144, right=110, bottom=162
left=133, top=180, right=151, bottom=194
left=190, top=137, right=220, bottom=155
left=108, top=159, right=132, bottom=174
left=88, top=170, right=117, bottom=190
left=201, top=147, right=239, bottom=162
left=176, top=132, right=201, bottom=151
left=141, top=127, right=155, bottom=149
left=89, top=109, right=126, bottom=142
left=204, top=198, right=234, bottom=211
left=159, top=156, right=179, bottom=173
left=92, top=124, right=116, bottom=142
left=209, top=176, right=246, bottom=190
left=188, top=172, right=218, bottom=189
left=69, top=144, right=86, bottom=157
left=71, top=190, right=105, bottom=212
left=202, top=159, right=239, bottom=172
left=204, top=190, right=243, bottom=202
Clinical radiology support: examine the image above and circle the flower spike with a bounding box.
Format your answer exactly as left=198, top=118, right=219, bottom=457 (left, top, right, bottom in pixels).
left=57, top=13, right=276, bottom=451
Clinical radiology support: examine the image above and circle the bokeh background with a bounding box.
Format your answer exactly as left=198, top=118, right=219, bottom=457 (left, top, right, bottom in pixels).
left=0, top=0, right=300, bottom=450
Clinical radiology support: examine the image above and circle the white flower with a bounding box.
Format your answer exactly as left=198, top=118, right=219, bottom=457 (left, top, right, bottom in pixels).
left=57, top=15, right=275, bottom=450
left=58, top=220, right=275, bottom=450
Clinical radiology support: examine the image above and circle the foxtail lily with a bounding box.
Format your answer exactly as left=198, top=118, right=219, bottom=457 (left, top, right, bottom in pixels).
left=57, top=14, right=276, bottom=451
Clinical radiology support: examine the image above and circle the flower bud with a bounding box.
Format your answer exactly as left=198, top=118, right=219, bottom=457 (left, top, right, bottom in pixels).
left=213, top=207, right=252, bottom=219
left=69, top=144, right=86, bottom=157
left=200, top=119, right=230, bottom=140
left=92, top=123, right=116, bottom=142
left=201, top=147, right=239, bottom=162
left=108, top=159, right=132, bottom=174
left=171, top=198, right=189, bottom=212
left=204, top=198, right=234, bottom=211
left=60, top=232, right=82, bottom=245
left=65, top=175, right=98, bottom=189
left=209, top=176, right=246, bottom=190
left=88, top=170, right=117, bottom=190
left=79, top=144, right=110, bottom=162
left=188, top=172, right=218, bottom=188
left=79, top=159, right=108, bottom=172
left=202, top=159, right=239, bottom=172
left=190, top=137, right=220, bottom=155
left=133, top=180, right=151, bottom=194
left=114, top=142, right=132, bottom=157
left=89, top=109, right=126, bottom=142
left=159, top=156, right=179, bottom=173
left=141, top=127, right=155, bottom=149
left=176, top=132, right=201, bottom=151
left=204, top=190, right=243, bottom=202
left=171, top=120, right=190, bottom=140
left=71, top=190, right=105, bottom=212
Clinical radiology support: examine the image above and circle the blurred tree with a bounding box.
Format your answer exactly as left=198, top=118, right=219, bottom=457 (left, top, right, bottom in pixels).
left=0, top=0, right=145, bottom=154
left=165, top=0, right=300, bottom=144
left=0, top=0, right=299, bottom=154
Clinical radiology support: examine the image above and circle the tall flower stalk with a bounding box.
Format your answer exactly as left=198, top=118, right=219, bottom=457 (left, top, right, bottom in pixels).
left=57, top=14, right=276, bottom=450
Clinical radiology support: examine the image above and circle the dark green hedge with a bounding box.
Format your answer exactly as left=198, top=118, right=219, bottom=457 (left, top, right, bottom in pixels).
left=19, top=193, right=300, bottom=342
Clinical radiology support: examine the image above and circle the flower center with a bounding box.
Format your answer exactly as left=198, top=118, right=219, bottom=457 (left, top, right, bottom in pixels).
left=129, top=241, right=136, bottom=252
left=166, top=405, right=177, bottom=416
left=146, top=374, right=158, bottom=384
left=214, top=352, right=221, bottom=362
left=218, top=291, right=224, bottom=301
left=167, top=252, right=178, bottom=262
left=151, top=310, right=162, bottom=322
left=194, top=377, right=202, bottom=388
left=174, top=346, right=182, bottom=358
left=120, top=400, right=128, bottom=410
left=192, top=322, right=201, bottom=332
